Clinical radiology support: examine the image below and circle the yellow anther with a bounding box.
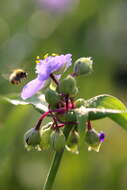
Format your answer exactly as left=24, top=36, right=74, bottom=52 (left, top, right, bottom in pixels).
left=52, top=53, right=59, bottom=57
left=36, top=56, right=40, bottom=60
left=43, top=53, right=49, bottom=59
left=36, top=60, right=40, bottom=64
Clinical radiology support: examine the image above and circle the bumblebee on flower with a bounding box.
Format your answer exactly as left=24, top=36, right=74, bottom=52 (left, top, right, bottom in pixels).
left=6, top=50, right=127, bottom=190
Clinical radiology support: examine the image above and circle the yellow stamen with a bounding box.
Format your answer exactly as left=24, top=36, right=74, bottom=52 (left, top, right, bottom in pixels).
left=36, top=56, right=40, bottom=60
left=43, top=53, right=49, bottom=59
left=35, top=56, right=40, bottom=64
left=36, top=60, right=40, bottom=64
left=51, top=53, right=59, bottom=57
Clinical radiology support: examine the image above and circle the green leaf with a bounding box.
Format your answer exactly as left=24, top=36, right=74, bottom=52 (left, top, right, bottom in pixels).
left=2, top=93, right=48, bottom=114
left=76, top=107, right=124, bottom=119
left=76, top=111, right=88, bottom=134
left=85, top=94, right=127, bottom=130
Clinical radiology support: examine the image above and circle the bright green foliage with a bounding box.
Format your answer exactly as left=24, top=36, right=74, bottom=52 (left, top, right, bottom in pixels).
left=85, top=94, right=127, bottom=130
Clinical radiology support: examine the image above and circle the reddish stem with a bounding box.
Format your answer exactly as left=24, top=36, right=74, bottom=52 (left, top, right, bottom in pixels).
left=71, top=72, right=77, bottom=77
left=87, top=120, right=92, bottom=130
left=49, top=108, right=66, bottom=114
left=52, top=123, right=65, bottom=130
left=35, top=104, right=74, bottom=131
left=65, top=95, right=69, bottom=111
left=35, top=119, right=43, bottom=130
left=35, top=111, right=50, bottom=130
left=52, top=115, right=58, bottom=127
left=70, top=98, right=75, bottom=109
left=39, top=111, right=50, bottom=121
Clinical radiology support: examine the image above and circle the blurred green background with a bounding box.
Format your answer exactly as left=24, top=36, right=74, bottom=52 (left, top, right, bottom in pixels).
left=1, top=0, right=127, bottom=189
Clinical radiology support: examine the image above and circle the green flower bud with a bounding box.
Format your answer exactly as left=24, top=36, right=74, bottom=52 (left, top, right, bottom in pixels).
left=40, top=126, right=52, bottom=150
left=40, top=122, right=53, bottom=148
left=85, top=129, right=99, bottom=145
left=71, top=87, right=78, bottom=97
left=75, top=98, right=85, bottom=108
left=74, top=57, right=93, bottom=76
left=58, top=75, right=77, bottom=96
left=66, top=131, right=80, bottom=154
left=24, top=128, right=41, bottom=146
left=50, top=130, right=66, bottom=151
left=85, top=129, right=105, bottom=152
left=45, top=88, right=60, bottom=106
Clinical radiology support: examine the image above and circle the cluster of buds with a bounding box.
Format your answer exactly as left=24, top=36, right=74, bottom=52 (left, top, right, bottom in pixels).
left=23, top=54, right=105, bottom=153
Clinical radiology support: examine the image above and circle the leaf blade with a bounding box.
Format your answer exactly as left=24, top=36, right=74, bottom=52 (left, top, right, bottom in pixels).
left=2, top=94, right=48, bottom=114
left=85, top=94, right=127, bottom=130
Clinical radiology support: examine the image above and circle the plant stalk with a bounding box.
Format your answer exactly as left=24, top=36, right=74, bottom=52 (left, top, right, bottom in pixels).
left=43, top=125, right=72, bottom=190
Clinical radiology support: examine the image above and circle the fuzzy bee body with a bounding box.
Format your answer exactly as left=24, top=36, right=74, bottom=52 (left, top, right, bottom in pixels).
left=9, top=69, right=27, bottom=85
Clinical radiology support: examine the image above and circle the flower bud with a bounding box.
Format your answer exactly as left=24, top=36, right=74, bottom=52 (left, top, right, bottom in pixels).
left=74, top=57, right=93, bottom=76
left=50, top=130, right=66, bottom=151
left=75, top=98, right=85, bottom=108
left=71, top=87, right=78, bottom=97
left=58, top=75, right=77, bottom=96
left=45, top=88, right=60, bottom=106
left=24, top=128, right=41, bottom=146
left=40, top=126, right=52, bottom=150
left=66, top=131, right=80, bottom=154
left=85, top=129, right=105, bottom=152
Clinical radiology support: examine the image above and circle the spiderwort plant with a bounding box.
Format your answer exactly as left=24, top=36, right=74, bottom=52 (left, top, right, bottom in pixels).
left=6, top=53, right=127, bottom=190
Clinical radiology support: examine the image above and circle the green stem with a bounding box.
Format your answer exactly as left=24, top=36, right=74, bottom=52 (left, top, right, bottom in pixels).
left=43, top=125, right=72, bottom=190
left=43, top=149, right=64, bottom=190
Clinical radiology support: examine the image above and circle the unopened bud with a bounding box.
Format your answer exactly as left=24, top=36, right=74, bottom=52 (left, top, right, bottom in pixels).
left=45, top=88, right=60, bottom=106
left=40, top=123, right=53, bottom=150
left=50, top=130, right=66, bottom=151
left=58, top=75, right=77, bottom=96
left=85, top=129, right=105, bottom=152
left=71, top=87, right=78, bottom=97
left=24, top=128, right=41, bottom=146
left=74, top=57, right=93, bottom=76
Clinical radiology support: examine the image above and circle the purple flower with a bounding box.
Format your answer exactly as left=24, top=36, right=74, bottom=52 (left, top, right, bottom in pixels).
left=38, top=0, right=78, bottom=13
left=99, top=132, right=105, bottom=142
left=21, top=54, right=72, bottom=100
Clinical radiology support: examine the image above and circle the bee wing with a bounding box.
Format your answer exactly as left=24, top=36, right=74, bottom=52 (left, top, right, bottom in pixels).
left=1, top=73, right=10, bottom=80
left=1, top=61, right=28, bottom=80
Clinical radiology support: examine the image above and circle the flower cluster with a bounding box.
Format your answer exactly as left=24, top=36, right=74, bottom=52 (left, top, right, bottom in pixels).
left=23, top=53, right=106, bottom=153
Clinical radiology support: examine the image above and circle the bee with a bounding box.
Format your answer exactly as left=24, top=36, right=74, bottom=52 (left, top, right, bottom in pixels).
left=9, top=69, right=28, bottom=85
